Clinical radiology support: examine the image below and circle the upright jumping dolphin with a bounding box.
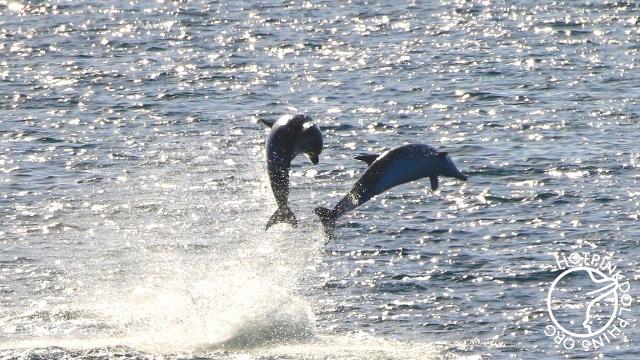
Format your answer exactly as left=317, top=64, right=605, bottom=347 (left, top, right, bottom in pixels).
left=262, top=114, right=323, bottom=230
left=314, top=143, right=467, bottom=234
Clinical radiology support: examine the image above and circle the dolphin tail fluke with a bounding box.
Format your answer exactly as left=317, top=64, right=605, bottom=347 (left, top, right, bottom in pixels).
left=314, top=207, right=337, bottom=238
left=265, top=206, right=297, bottom=230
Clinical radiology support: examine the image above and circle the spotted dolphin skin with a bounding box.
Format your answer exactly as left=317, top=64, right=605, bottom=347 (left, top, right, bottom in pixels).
left=314, top=143, right=467, bottom=235
left=262, top=114, right=323, bottom=230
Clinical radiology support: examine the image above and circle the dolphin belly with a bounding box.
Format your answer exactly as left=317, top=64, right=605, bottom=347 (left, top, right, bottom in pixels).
left=368, top=159, right=426, bottom=195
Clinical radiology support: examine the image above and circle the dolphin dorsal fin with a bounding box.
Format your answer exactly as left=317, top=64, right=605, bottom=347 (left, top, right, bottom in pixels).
left=354, top=154, right=379, bottom=166
left=260, top=118, right=276, bottom=128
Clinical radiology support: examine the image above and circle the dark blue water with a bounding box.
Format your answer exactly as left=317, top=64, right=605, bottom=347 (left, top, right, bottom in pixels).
left=1, top=1, right=639, bottom=359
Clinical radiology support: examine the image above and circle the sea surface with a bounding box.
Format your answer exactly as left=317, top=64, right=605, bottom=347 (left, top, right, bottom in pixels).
left=1, top=1, right=639, bottom=359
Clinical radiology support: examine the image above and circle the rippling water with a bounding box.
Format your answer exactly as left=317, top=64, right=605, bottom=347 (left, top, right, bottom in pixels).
left=1, top=0, right=639, bottom=359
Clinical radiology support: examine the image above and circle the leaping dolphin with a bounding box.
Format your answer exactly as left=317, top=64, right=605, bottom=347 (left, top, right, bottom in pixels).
left=262, top=114, right=323, bottom=230
left=314, top=143, right=467, bottom=235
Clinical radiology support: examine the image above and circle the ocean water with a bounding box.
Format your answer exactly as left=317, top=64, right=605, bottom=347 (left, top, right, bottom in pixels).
left=1, top=0, right=639, bottom=359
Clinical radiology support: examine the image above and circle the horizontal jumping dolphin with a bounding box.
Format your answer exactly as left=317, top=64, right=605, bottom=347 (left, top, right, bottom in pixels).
left=262, top=114, right=323, bottom=230
left=314, top=143, right=467, bottom=235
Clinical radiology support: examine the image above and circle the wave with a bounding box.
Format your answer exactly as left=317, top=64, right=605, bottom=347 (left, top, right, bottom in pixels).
left=196, top=296, right=316, bottom=351
left=1, top=334, right=494, bottom=359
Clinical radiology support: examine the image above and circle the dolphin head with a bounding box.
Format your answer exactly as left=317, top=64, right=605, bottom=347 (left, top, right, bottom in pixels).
left=299, top=121, right=323, bottom=165
left=435, top=152, right=467, bottom=181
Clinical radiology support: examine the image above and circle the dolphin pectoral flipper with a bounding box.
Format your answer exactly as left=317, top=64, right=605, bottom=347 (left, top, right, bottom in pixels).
left=265, top=206, right=297, bottom=230
left=354, top=154, right=379, bottom=166
left=429, top=175, right=439, bottom=191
